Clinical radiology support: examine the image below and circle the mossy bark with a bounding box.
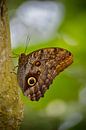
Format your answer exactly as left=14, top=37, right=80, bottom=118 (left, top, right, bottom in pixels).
left=0, top=0, right=23, bottom=129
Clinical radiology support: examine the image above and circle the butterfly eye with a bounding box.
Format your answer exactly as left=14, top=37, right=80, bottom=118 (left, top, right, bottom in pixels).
left=27, top=77, right=36, bottom=86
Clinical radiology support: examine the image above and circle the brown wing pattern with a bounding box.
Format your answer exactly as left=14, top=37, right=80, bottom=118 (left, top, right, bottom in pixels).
left=17, top=48, right=73, bottom=101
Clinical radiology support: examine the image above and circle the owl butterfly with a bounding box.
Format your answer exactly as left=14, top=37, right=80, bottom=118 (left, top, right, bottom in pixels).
left=17, top=47, right=73, bottom=101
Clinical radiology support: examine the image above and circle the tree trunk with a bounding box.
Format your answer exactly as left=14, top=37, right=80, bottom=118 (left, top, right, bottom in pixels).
left=0, top=0, right=23, bottom=129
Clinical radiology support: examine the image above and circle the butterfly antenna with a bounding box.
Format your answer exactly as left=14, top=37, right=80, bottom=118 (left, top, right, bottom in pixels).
left=24, top=35, right=30, bottom=54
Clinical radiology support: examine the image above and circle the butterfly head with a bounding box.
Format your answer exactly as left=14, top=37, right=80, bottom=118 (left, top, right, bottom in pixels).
left=18, top=53, right=27, bottom=66
left=19, top=53, right=26, bottom=60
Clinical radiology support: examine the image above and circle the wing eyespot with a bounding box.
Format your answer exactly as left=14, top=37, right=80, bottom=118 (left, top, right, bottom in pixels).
left=37, top=70, right=41, bottom=75
left=35, top=61, right=41, bottom=66
left=27, top=77, right=37, bottom=86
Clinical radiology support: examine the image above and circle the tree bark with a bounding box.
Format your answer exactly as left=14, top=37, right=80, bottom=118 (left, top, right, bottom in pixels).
left=0, top=0, right=23, bottom=129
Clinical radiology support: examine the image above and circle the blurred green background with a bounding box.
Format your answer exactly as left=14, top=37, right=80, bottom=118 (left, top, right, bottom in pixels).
left=8, top=0, right=86, bottom=130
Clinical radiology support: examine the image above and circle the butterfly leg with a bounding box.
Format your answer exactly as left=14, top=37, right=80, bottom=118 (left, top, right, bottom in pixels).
left=10, top=71, right=17, bottom=75
left=13, top=65, right=19, bottom=71
left=10, top=65, right=19, bottom=75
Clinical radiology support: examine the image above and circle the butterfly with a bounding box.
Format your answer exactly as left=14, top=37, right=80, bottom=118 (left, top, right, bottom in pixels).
left=17, top=47, right=73, bottom=101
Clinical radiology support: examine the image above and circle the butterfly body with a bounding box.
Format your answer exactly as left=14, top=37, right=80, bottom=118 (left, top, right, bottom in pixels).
left=17, top=47, right=73, bottom=101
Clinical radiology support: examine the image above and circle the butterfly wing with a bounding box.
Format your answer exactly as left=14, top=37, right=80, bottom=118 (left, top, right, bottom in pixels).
left=17, top=48, right=73, bottom=101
